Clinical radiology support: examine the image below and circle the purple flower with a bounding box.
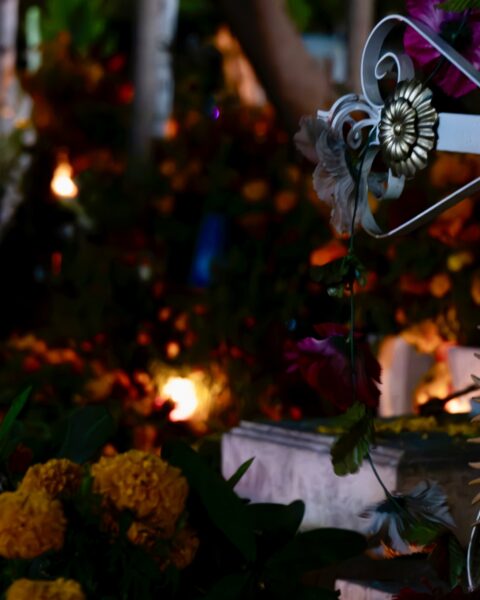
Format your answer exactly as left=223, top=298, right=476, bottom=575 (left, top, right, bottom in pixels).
left=404, top=1, right=480, bottom=97
left=285, top=324, right=381, bottom=412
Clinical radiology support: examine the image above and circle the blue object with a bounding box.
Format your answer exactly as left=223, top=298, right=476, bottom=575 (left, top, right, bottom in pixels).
left=189, top=213, right=226, bottom=287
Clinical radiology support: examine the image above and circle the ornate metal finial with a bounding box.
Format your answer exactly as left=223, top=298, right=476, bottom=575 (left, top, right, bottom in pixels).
left=304, top=14, right=480, bottom=239
left=379, top=80, right=438, bottom=178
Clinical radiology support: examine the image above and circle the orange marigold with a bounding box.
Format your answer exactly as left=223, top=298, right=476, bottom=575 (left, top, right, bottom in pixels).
left=20, top=459, right=83, bottom=498
left=6, top=578, right=85, bottom=600
left=0, top=491, right=66, bottom=559
left=91, top=450, right=188, bottom=536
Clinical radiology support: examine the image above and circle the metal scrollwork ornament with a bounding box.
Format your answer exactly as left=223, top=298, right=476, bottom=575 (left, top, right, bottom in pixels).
left=313, top=14, right=480, bottom=239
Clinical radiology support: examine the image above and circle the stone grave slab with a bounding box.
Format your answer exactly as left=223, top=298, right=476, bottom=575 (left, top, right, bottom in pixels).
left=221, top=420, right=479, bottom=545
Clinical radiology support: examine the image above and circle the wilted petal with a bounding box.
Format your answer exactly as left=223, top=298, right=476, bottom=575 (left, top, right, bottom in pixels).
left=294, top=115, right=328, bottom=163
left=312, top=163, right=336, bottom=204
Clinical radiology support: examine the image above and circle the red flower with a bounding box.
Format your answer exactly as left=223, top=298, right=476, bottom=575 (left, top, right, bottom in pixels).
left=285, top=324, right=381, bottom=412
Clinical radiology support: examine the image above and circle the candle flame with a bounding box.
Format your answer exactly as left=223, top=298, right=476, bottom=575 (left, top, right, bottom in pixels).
left=161, top=376, right=198, bottom=421
left=51, top=158, right=78, bottom=199
left=445, top=397, right=471, bottom=414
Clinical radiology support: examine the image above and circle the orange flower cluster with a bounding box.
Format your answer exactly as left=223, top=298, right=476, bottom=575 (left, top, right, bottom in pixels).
left=20, top=459, right=83, bottom=498
left=92, top=450, right=188, bottom=537
left=0, top=491, right=66, bottom=559
left=92, top=450, right=198, bottom=569
left=6, top=578, right=85, bottom=600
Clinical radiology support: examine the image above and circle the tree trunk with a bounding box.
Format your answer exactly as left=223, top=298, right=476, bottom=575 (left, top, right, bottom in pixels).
left=219, top=0, right=334, bottom=132
left=131, top=0, right=178, bottom=160
left=348, top=0, right=375, bottom=93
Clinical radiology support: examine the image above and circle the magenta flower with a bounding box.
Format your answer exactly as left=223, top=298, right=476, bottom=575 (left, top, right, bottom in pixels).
left=285, top=324, right=381, bottom=412
left=404, top=1, right=480, bottom=97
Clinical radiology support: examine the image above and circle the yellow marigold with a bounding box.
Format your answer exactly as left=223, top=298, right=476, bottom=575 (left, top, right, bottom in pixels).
left=91, top=450, right=188, bottom=536
left=0, top=491, right=66, bottom=559
left=6, top=578, right=85, bottom=600
left=170, top=527, right=199, bottom=570
left=20, top=459, right=83, bottom=498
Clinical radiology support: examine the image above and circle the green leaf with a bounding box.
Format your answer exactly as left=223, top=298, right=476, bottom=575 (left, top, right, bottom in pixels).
left=330, top=403, right=374, bottom=476
left=227, top=457, right=255, bottom=489
left=165, top=442, right=256, bottom=562
left=404, top=521, right=442, bottom=546
left=310, top=254, right=365, bottom=289
left=286, top=0, right=313, bottom=30
left=57, top=405, right=115, bottom=463
left=43, top=0, right=108, bottom=53
left=0, top=387, right=31, bottom=461
left=200, top=573, right=251, bottom=600
left=436, top=0, right=480, bottom=10
left=448, top=535, right=465, bottom=586
left=248, top=500, right=305, bottom=539
left=266, top=528, right=366, bottom=573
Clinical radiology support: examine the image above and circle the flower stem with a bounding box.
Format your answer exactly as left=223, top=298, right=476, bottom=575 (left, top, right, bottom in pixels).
left=366, top=453, right=393, bottom=500
left=348, top=138, right=396, bottom=501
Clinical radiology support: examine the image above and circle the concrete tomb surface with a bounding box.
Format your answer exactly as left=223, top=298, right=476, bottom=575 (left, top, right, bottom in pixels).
left=222, top=420, right=479, bottom=545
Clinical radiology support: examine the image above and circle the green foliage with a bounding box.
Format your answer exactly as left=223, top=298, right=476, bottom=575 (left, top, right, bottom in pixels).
left=248, top=500, right=305, bottom=541
left=227, top=457, right=255, bottom=489
left=404, top=520, right=444, bottom=547
left=201, top=574, right=252, bottom=600
left=330, top=403, right=374, bottom=475
left=447, top=534, right=466, bottom=586
left=42, top=0, right=109, bottom=54
left=437, top=0, right=480, bottom=10
left=0, top=387, right=31, bottom=462
left=165, top=441, right=257, bottom=561
left=56, top=405, right=115, bottom=463
left=428, top=533, right=466, bottom=588
left=286, top=0, right=313, bottom=30
left=265, top=528, right=366, bottom=573
left=311, top=253, right=366, bottom=298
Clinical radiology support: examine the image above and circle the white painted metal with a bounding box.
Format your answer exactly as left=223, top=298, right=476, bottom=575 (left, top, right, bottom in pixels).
left=317, top=14, right=480, bottom=238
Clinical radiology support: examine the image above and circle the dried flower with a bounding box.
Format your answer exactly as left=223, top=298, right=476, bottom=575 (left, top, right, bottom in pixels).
left=0, top=491, right=66, bottom=559
left=295, top=116, right=378, bottom=235
left=285, top=324, right=381, bottom=412
left=404, top=1, right=480, bottom=98
left=20, top=459, right=83, bottom=498
left=91, top=450, right=188, bottom=537
left=6, top=578, right=85, bottom=600
left=361, top=481, right=455, bottom=554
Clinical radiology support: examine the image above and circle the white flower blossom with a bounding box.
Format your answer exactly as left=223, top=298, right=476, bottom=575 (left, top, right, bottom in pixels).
left=360, top=481, right=455, bottom=554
